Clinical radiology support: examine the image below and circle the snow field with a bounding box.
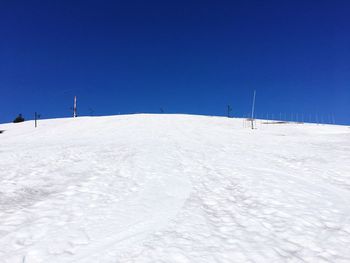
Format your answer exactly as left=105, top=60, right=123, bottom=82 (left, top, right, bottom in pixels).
left=0, top=114, right=350, bottom=262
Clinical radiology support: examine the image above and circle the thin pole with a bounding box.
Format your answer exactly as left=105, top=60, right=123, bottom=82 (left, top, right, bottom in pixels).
left=73, top=96, right=77, bottom=118
left=35, top=112, right=37, bottom=128
left=227, top=105, right=232, bottom=118
left=251, top=90, right=256, bottom=129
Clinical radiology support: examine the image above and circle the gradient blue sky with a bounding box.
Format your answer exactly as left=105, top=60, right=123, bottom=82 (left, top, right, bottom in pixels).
left=1, top=0, right=349, bottom=124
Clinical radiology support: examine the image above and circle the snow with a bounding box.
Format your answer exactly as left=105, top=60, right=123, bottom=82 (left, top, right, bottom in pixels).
left=0, top=114, right=350, bottom=262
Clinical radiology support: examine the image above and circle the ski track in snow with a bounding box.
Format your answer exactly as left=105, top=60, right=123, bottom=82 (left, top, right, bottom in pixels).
left=0, top=114, right=350, bottom=262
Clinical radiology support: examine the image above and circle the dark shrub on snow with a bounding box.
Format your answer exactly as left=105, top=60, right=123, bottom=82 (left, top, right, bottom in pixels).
left=13, top=114, right=25, bottom=123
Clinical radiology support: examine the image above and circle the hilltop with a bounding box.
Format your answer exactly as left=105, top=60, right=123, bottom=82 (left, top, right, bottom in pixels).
left=0, top=114, right=350, bottom=262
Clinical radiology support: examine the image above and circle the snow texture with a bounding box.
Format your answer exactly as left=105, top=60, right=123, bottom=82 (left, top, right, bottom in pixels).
left=0, top=114, right=350, bottom=262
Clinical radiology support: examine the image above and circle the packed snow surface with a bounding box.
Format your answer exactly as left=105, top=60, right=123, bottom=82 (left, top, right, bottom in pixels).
left=1, top=114, right=350, bottom=262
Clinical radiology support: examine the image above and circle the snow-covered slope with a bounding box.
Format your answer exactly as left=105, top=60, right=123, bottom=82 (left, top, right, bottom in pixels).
left=1, top=114, right=350, bottom=262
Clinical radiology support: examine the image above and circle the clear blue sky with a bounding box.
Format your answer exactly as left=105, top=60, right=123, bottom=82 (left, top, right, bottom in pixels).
left=1, top=0, right=349, bottom=124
